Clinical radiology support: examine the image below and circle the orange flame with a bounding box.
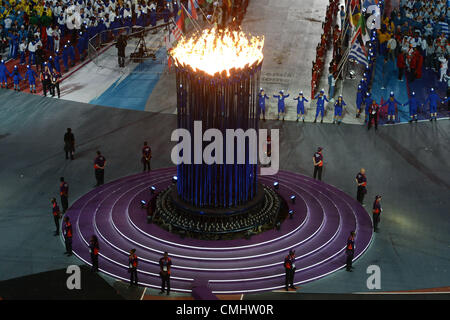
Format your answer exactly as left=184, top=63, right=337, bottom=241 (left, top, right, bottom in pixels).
left=170, top=28, right=264, bottom=76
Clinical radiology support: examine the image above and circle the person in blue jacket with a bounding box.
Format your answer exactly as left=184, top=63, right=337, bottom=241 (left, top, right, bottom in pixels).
left=423, top=88, right=442, bottom=121
left=77, top=32, right=86, bottom=61
left=364, top=92, right=373, bottom=123
left=356, top=85, right=364, bottom=118
left=273, top=90, right=289, bottom=121
left=54, top=50, right=62, bottom=73
left=62, top=44, right=69, bottom=72
left=47, top=56, right=55, bottom=74
left=258, top=88, right=269, bottom=121
left=333, top=95, right=346, bottom=125
left=0, top=60, right=11, bottom=88
left=293, top=91, right=308, bottom=122
left=150, top=8, right=157, bottom=27
left=11, top=65, right=23, bottom=91
left=402, top=91, right=419, bottom=123
left=313, top=89, right=328, bottom=123
left=382, top=92, right=402, bottom=124
left=25, top=65, right=38, bottom=93
left=67, top=41, right=76, bottom=67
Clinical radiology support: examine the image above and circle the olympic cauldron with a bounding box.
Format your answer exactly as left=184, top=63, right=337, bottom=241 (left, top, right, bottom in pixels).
left=156, top=28, right=284, bottom=237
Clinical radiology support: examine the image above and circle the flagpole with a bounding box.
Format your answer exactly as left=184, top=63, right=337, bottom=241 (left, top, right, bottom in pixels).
left=194, top=0, right=213, bottom=27
left=181, top=3, right=203, bottom=32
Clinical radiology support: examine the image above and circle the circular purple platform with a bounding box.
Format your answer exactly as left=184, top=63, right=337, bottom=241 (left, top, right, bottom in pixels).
left=66, top=167, right=373, bottom=294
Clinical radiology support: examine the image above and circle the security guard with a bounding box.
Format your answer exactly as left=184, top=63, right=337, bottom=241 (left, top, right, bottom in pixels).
left=51, top=198, right=61, bottom=236
left=128, top=249, right=138, bottom=286
left=368, top=100, right=380, bottom=131
left=60, top=177, right=69, bottom=213
left=141, top=141, right=152, bottom=172
left=89, top=235, right=100, bottom=272
left=372, top=195, right=382, bottom=232
left=345, top=231, right=356, bottom=272
left=64, top=128, right=75, bottom=160
left=355, top=168, right=367, bottom=205
left=159, top=252, right=172, bottom=295
left=94, top=151, right=106, bottom=187
left=284, top=249, right=297, bottom=291
left=313, top=147, right=324, bottom=181
left=63, top=216, right=73, bottom=256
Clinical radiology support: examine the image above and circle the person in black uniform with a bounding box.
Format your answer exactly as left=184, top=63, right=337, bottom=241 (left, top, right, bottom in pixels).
left=64, top=128, right=75, bottom=160
left=128, top=249, right=138, bottom=286
left=60, top=177, right=69, bottom=213
left=51, top=198, right=61, bottom=236
left=41, top=65, right=51, bottom=97
left=355, top=168, right=367, bottom=205
left=345, top=231, right=356, bottom=271
left=313, top=147, right=324, bottom=181
left=50, top=71, right=61, bottom=98
left=94, top=151, right=107, bottom=187
left=63, top=216, right=73, bottom=256
left=368, top=100, right=379, bottom=131
left=89, top=235, right=100, bottom=272
left=116, top=34, right=127, bottom=68
left=284, top=249, right=297, bottom=291
left=141, top=141, right=152, bottom=172
left=372, top=195, right=382, bottom=232
left=159, top=252, right=172, bottom=295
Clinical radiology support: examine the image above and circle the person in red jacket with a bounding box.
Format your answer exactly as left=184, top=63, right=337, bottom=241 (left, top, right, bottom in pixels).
left=128, top=249, right=138, bottom=286
left=397, top=51, right=406, bottom=81
left=415, top=49, right=423, bottom=79
left=284, top=249, right=297, bottom=291
left=408, top=50, right=418, bottom=83
left=51, top=198, right=61, bottom=236
left=159, top=252, right=172, bottom=295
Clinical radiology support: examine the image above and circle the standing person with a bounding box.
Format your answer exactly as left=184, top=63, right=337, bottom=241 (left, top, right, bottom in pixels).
left=368, top=100, right=379, bottom=131
left=11, top=65, right=23, bottom=91
left=89, top=235, right=99, bottom=272
left=333, top=95, right=346, bottom=124
left=50, top=71, right=61, bottom=98
left=328, top=71, right=336, bottom=101
left=313, top=147, right=324, bottom=181
left=258, top=88, right=269, bottom=121
left=159, top=252, right=172, bottom=295
left=128, top=249, right=138, bottom=286
left=51, top=198, right=61, bottom=236
left=0, top=59, right=10, bottom=88
left=40, top=65, right=51, bottom=97
left=382, top=92, right=402, bottom=124
left=60, top=177, right=69, bottom=213
left=364, top=92, right=373, bottom=124
left=116, top=34, right=127, bottom=68
left=345, top=231, right=356, bottom=272
left=355, top=168, right=367, bottom=205
left=273, top=90, right=289, bottom=121
left=313, top=89, right=329, bottom=123
left=141, top=141, right=152, bottom=172
left=403, top=91, right=419, bottom=123
left=372, top=195, right=382, bottom=232
left=25, top=65, right=38, bottom=93
left=284, top=249, right=296, bottom=291
left=94, top=151, right=107, bottom=187
left=63, top=216, right=73, bottom=256
left=64, top=128, right=75, bottom=160
left=356, top=85, right=364, bottom=118
left=294, top=91, right=308, bottom=122
left=424, top=88, right=441, bottom=121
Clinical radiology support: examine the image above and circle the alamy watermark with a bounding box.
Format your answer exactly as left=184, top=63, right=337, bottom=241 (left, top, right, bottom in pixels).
left=366, top=265, right=381, bottom=290
left=170, top=121, right=279, bottom=175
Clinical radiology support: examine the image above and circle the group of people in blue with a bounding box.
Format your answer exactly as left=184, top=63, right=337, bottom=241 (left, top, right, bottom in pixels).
left=258, top=87, right=349, bottom=124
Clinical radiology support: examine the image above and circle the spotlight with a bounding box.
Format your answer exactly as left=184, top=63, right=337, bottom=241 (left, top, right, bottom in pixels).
left=289, top=210, right=294, bottom=219
left=140, top=200, right=147, bottom=208
left=273, top=182, right=279, bottom=190
left=290, top=195, right=296, bottom=203
left=150, top=186, right=156, bottom=194
left=172, top=176, right=178, bottom=183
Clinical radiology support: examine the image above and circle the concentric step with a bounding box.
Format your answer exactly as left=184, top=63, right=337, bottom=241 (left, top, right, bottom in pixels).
left=66, top=168, right=372, bottom=294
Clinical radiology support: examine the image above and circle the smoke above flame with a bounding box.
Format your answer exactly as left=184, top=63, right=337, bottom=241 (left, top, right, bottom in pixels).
left=169, top=28, right=264, bottom=76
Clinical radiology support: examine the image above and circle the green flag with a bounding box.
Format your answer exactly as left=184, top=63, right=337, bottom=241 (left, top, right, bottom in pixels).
left=356, top=12, right=366, bottom=36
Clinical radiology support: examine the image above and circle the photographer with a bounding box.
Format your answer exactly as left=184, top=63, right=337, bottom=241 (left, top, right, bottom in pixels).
left=116, top=34, right=127, bottom=68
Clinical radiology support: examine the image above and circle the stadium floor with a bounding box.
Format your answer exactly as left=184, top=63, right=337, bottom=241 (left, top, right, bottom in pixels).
left=0, top=90, right=449, bottom=297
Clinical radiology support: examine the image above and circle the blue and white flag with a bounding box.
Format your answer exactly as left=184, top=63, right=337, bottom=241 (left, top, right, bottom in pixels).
left=349, top=43, right=368, bottom=66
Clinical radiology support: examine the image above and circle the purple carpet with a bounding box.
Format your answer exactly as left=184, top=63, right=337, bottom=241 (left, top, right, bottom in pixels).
left=66, top=168, right=373, bottom=294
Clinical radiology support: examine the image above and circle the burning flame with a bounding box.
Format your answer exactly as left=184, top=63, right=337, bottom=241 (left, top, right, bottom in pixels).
left=170, top=28, right=264, bottom=76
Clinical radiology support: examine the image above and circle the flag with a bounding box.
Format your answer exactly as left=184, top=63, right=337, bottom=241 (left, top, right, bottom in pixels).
left=355, top=8, right=366, bottom=35
left=348, top=43, right=368, bottom=66
left=188, top=0, right=198, bottom=20
left=172, top=9, right=184, bottom=41
left=350, top=0, right=361, bottom=27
